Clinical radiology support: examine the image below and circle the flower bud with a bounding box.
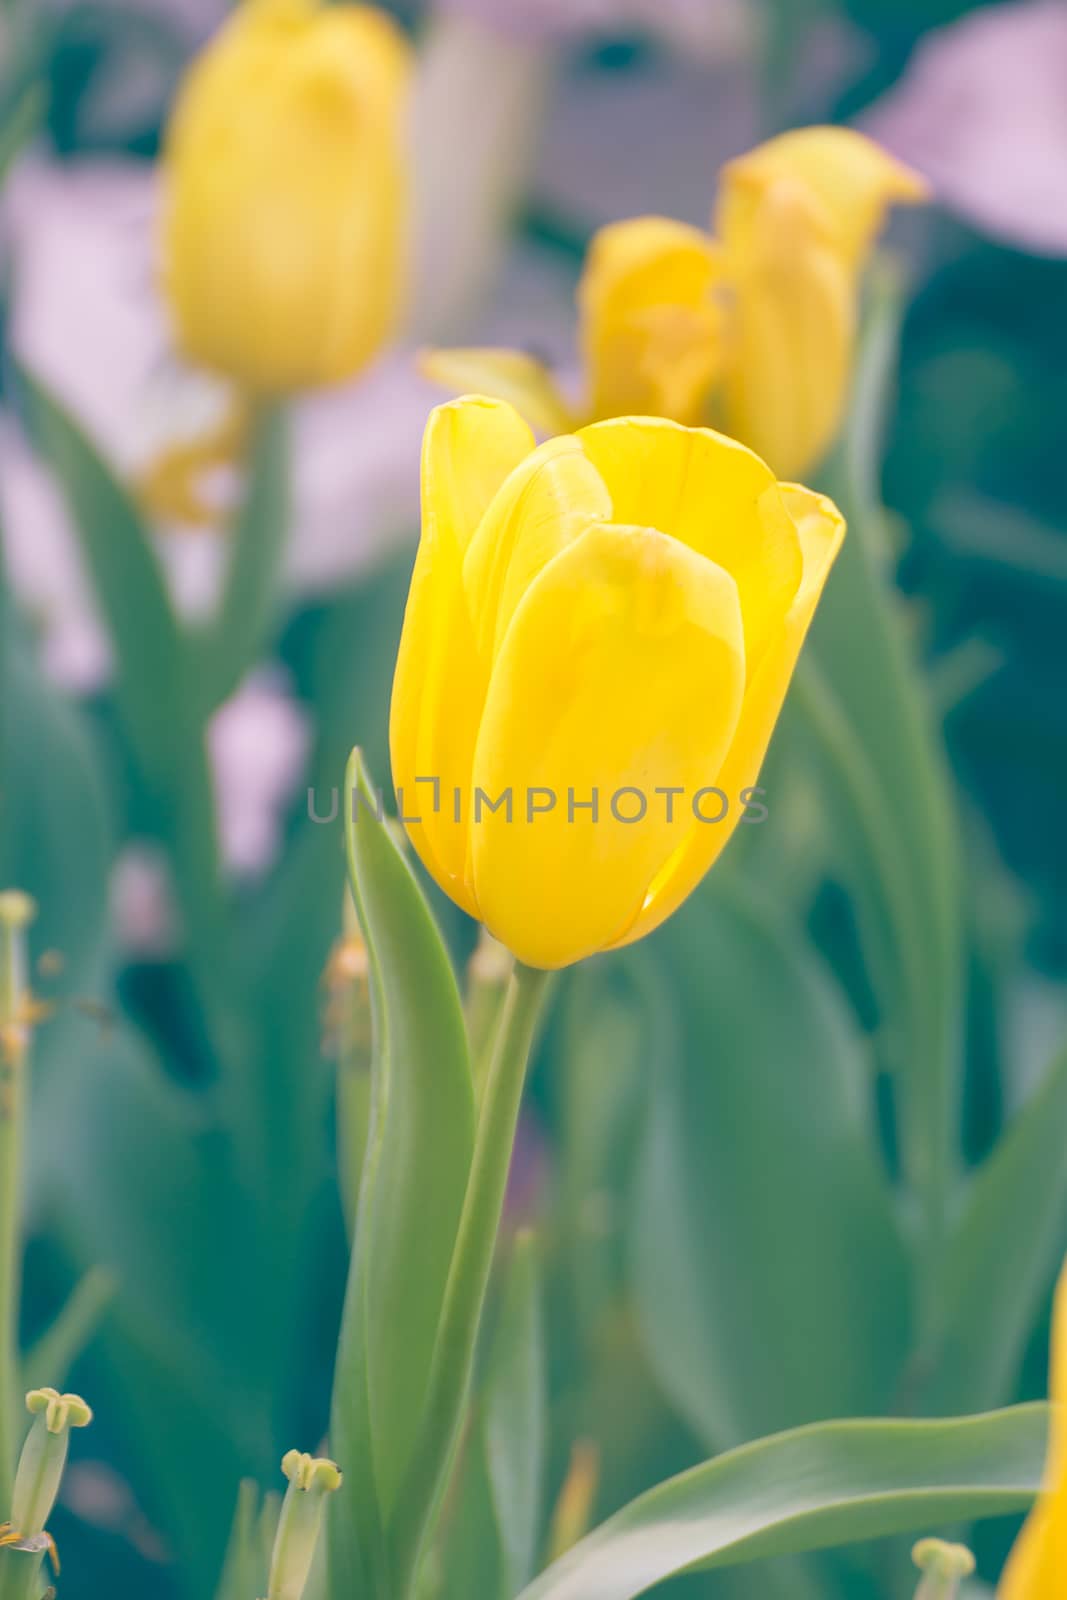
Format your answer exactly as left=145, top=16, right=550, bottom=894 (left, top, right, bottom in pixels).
left=11, top=1389, right=92, bottom=1538
left=162, top=0, right=412, bottom=394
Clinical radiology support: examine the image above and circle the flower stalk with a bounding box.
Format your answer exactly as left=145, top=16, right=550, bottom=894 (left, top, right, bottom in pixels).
left=391, top=960, right=551, bottom=1597
left=0, top=893, right=35, bottom=1508
left=0, top=1388, right=92, bottom=1600
left=267, top=1451, right=342, bottom=1600
left=911, top=1538, right=975, bottom=1600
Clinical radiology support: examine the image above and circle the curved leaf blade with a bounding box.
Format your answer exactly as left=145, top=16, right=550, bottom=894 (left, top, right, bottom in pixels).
left=632, top=881, right=908, bottom=1454
left=924, top=1037, right=1067, bottom=1413
left=201, top=402, right=289, bottom=713
left=329, top=750, right=475, bottom=1595
left=517, top=1406, right=1046, bottom=1600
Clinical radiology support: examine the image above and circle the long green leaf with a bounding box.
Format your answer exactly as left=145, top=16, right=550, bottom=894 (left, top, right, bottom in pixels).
left=329, top=750, right=475, bottom=1598
left=17, top=368, right=187, bottom=790
left=923, top=1038, right=1067, bottom=1413
left=516, top=1406, right=1046, bottom=1600
left=200, top=403, right=289, bottom=713
left=632, top=880, right=908, bottom=1454
left=16, top=370, right=232, bottom=1009
left=812, top=261, right=962, bottom=1324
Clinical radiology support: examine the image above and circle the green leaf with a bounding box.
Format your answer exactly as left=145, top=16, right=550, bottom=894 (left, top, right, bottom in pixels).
left=812, top=260, right=963, bottom=1325
left=215, top=1481, right=279, bottom=1600
left=922, top=1037, right=1067, bottom=1413
left=434, top=1429, right=504, bottom=1600
left=50, top=1026, right=274, bottom=1598
left=484, top=1233, right=546, bottom=1596
left=0, top=616, right=112, bottom=989
left=21, top=1266, right=115, bottom=1393
left=515, top=1406, right=1047, bottom=1600
left=556, top=963, right=648, bottom=1341
left=329, top=750, right=475, bottom=1598
left=15, top=370, right=231, bottom=1005
left=16, top=368, right=188, bottom=791
left=632, top=880, right=909, bottom=1454
left=200, top=404, right=290, bottom=713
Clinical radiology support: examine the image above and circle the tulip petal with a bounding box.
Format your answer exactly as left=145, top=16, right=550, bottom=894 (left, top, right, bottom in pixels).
left=462, top=436, right=613, bottom=661
left=717, top=126, right=929, bottom=269
left=469, top=522, right=745, bottom=969
left=579, top=217, right=725, bottom=423
left=722, top=179, right=855, bottom=479
left=1000, top=1260, right=1067, bottom=1598
left=420, top=348, right=577, bottom=437
left=577, top=416, right=801, bottom=665
left=612, top=484, right=844, bottom=949
left=390, top=397, right=535, bottom=910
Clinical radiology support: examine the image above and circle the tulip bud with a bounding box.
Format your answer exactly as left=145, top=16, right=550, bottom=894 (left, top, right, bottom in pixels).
left=11, top=1389, right=93, bottom=1538
left=715, top=126, right=927, bottom=477
left=911, top=1538, right=975, bottom=1600
left=162, top=0, right=412, bottom=394
left=266, top=1451, right=342, bottom=1600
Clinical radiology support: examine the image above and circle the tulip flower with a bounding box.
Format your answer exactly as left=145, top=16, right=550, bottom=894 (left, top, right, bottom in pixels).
left=423, top=126, right=927, bottom=478
left=999, top=1254, right=1067, bottom=1596
left=162, top=0, right=411, bottom=395
left=389, top=396, right=844, bottom=968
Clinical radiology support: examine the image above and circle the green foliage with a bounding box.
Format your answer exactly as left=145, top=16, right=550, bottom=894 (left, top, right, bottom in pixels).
left=517, top=1407, right=1046, bottom=1600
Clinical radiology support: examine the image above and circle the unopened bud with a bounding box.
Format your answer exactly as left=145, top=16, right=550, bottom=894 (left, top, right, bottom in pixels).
left=266, top=1451, right=342, bottom=1600
left=12, top=1389, right=92, bottom=1537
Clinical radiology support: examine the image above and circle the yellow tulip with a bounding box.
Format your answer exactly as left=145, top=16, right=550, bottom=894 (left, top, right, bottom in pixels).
left=162, top=0, right=411, bottom=394
left=389, top=396, right=844, bottom=969
left=999, top=1255, right=1067, bottom=1596
left=716, top=127, right=928, bottom=475
left=422, top=127, right=926, bottom=479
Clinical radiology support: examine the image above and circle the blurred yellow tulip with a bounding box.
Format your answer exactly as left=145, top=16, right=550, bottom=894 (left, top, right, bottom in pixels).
left=162, top=0, right=411, bottom=395
left=999, top=1255, right=1067, bottom=1597
left=422, top=126, right=926, bottom=479
left=389, top=396, right=844, bottom=969
left=715, top=127, right=928, bottom=474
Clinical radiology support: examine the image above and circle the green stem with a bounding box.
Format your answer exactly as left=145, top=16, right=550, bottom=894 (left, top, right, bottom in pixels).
left=391, top=961, right=551, bottom=1597
left=0, top=1548, right=44, bottom=1600
left=0, top=895, right=33, bottom=1511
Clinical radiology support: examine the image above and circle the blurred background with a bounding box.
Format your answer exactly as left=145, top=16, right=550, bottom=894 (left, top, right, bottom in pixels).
left=1, top=0, right=1066, bottom=1597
